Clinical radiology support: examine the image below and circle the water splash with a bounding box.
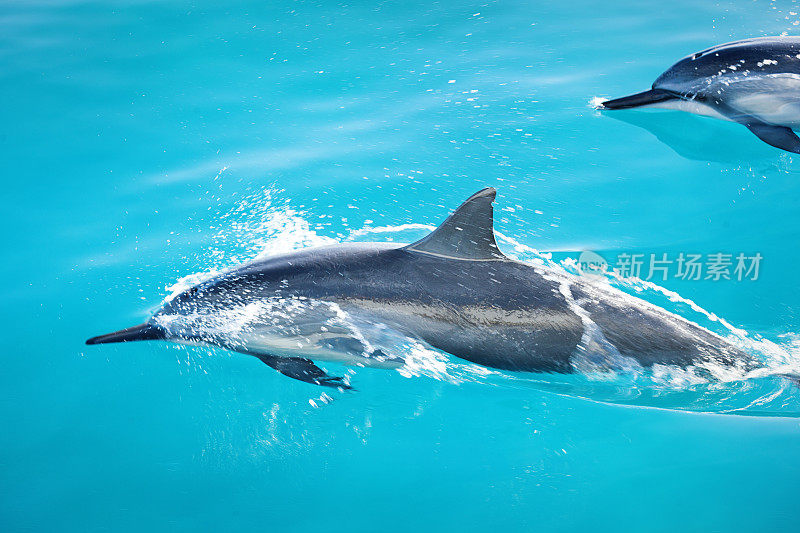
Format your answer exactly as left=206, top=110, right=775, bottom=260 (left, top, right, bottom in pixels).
left=167, top=189, right=800, bottom=416
left=589, top=96, right=608, bottom=109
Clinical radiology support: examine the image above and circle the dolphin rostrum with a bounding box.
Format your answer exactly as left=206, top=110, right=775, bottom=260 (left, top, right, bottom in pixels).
left=87, top=188, right=758, bottom=388
left=599, top=36, right=800, bottom=153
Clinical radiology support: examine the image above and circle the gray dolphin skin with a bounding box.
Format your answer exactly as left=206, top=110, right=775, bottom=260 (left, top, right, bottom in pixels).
left=600, top=36, right=800, bottom=153
left=86, top=188, right=756, bottom=388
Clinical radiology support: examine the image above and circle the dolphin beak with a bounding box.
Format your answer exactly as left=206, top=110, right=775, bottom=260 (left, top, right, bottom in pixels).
left=85, top=323, right=165, bottom=345
left=599, top=89, right=676, bottom=110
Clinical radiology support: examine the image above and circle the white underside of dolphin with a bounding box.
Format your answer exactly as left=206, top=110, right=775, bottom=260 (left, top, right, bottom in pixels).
left=636, top=74, right=800, bottom=126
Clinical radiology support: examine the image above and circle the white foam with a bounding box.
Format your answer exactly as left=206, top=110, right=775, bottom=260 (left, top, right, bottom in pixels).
left=589, top=96, right=608, bottom=109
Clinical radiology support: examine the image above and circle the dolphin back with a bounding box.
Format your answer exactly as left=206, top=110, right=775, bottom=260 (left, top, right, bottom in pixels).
left=653, top=36, right=800, bottom=96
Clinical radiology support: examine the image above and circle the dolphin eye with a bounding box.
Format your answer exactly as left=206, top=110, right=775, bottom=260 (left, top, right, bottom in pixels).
left=692, top=52, right=704, bottom=60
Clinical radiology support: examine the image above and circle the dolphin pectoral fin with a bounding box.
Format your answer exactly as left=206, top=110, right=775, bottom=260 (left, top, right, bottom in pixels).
left=710, top=99, right=800, bottom=154
left=743, top=122, right=800, bottom=153
left=256, top=355, right=353, bottom=390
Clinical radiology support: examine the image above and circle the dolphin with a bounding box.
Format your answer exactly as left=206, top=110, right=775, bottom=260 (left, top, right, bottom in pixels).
left=599, top=36, right=800, bottom=153
left=87, top=188, right=758, bottom=388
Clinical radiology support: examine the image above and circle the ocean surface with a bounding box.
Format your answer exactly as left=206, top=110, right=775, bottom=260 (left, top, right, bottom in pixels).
left=3, top=0, right=800, bottom=531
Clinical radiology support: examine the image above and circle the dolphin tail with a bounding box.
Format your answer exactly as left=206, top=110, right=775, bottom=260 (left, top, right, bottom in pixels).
left=86, top=323, right=165, bottom=345
left=599, top=89, right=677, bottom=110
left=778, top=373, right=800, bottom=388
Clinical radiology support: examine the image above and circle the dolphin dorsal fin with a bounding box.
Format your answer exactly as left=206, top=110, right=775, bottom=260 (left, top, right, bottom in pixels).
left=404, top=187, right=505, bottom=260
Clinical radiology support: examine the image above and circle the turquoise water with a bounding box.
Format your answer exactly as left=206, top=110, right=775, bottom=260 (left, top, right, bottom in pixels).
left=4, top=0, right=800, bottom=530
